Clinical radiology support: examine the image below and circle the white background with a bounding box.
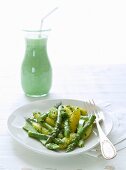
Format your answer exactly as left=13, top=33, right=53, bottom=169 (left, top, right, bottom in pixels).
left=0, top=0, right=126, bottom=72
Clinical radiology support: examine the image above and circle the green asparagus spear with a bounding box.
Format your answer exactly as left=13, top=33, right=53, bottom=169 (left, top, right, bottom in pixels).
left=54, top=102, right=62, bottom=109
left=64, top=118, right=70, bottom=137
left=78, top=139, right=85, bottom=147
left=53, top=138, right=64, bottom=144
left=77, top=119, right=85, bottom=132
left=46, top=143, right=60, bottom=150
left=36, top=112, right=49, bottom=122
left=80, top=115, right=89, bottom=121
left=26, top=118, right=50, bottom=134
left=40, top=122, right=54, bottom=132
left=66, top=115, right=96, bottom=152
left=25, top=117, right=36, bottom=124
left=48, top=107, right=58, bottom=120
left=23, top=120, right=37, bottom=133
left=28, top=131, right=49, bottom=140
left=40, top=139, right=47, bottom=145
left=45, top=105, right=64, bottom=144
left=33, top=112, right=41, bottom=119
left=28, top=131, right=62, bottom=149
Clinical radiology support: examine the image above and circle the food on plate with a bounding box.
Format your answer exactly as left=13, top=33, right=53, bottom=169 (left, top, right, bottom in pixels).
left=23, top=103, right=96, bottom=152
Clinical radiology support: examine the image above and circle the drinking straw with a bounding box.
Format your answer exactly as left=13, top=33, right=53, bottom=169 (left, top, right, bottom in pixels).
left=40, top=7, right=59, bottom=31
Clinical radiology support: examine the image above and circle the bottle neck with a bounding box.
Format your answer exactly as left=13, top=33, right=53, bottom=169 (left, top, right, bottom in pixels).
left=25, top=37, right=48, bottom=48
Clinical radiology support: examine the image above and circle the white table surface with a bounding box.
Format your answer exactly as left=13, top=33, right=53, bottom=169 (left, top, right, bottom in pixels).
left=0, top=64, right=126, bottom=170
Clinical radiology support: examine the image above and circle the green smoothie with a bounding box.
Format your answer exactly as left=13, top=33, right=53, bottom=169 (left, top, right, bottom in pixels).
left=21, top=33, right=52, bottom=97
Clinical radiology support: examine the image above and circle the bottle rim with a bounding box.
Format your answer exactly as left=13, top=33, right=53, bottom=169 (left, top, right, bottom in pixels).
left=22, top=29, right=51, bottom=33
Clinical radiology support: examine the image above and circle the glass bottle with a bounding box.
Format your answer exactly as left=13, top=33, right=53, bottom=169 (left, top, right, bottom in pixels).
left=21, top=30, right=52, bottom=97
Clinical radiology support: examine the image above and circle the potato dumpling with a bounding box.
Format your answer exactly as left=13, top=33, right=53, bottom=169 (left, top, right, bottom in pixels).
left=45, top=117, right=55, bottom=127
left=79, top=108, right=88, bottom=115
left=69, top=108, right=80, bottom=132
left=59, top=137, right=70, bottom=149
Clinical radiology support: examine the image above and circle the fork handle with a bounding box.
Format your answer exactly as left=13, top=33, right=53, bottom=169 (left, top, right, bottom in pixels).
left=96, top=120, right=117, bottom=159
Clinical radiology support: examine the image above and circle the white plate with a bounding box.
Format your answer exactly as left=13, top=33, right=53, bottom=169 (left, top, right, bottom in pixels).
left=7, top=99, right=113, bottom=157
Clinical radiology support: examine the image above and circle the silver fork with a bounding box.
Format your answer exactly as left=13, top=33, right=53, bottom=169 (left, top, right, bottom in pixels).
left=85, top=99, right=117, bottom=159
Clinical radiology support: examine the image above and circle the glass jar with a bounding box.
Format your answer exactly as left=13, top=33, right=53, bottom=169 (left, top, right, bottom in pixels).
left=21, top=30, right=52, bottom=97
